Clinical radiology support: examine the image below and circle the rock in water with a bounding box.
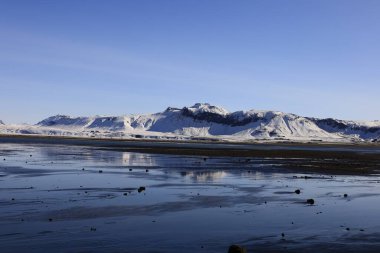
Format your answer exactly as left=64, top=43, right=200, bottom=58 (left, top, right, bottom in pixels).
left=228, top=245, right=247, bottom=253
left=294, top=189, right=301, bottom=194
left=307, top=199, right=315, bottom=205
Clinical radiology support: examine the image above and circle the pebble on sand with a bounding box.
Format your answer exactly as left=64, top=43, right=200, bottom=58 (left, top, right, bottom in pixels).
left=294, top=189, right=301, bottom=194
left=307, top=199, right=315, bottom=205
left=228, top=245, right=247, bottom=253
left=344, top=194, right=348, bottom=198
left=138, top=186, right=146, bottom=193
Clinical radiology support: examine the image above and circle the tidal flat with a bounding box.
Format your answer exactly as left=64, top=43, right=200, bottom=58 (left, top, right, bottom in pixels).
left=1, top=142, right=380, bottom=252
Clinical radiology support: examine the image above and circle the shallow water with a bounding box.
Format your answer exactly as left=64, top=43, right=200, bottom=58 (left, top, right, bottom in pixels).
left=1, top=143, right=380, bottom=252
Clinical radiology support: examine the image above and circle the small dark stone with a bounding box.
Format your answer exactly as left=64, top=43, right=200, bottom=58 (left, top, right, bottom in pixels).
left=294, top=189, right=301, bottom=194
left=281, top=233, right=285, bottom=237
left=228, top=244, right=246, bottom=253
left=306, top=199, right=315, bottom=205
left=3, top=158, right=5, bottom=161
left=138, top=186, right=146, bottom=193
left=129, top=169, right=132, bottom=171
left=11, top=198, right=15, bottom=201
left=360, top=229, right=365, bottom=232
left=30, top=155, right=32, bottom=157
left=203, top=158, right=207, bottom=161
left=98, top=170, right=103, bottom=173
left=48, top=218, right=53, bottom=222
left=344, top=194, right=348, bottom=198
left=82, top=168, right=85, bottom=171
left=346, top=227, right=350, bottom=231
left=90, top=227, right=96, bottom=231
left=146, top=169, right=149, bottom=172
left=123, top=193, right=128, bottom=196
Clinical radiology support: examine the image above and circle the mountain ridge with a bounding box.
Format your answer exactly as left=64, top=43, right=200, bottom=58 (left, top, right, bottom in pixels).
left=1, top=103, right=380, bottom=143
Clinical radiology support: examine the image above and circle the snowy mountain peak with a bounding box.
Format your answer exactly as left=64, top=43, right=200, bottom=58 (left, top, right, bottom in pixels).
left=37, top=115, right=90, bottom=127
left=184, top=103, right=229, bottom=116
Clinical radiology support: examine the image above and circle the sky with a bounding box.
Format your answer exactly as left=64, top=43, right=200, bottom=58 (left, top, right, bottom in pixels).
left=1, top=0, right=380, bottom=124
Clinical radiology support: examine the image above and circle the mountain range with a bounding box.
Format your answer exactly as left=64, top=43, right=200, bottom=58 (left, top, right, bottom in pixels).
left=1, top=103, right=379, bottom=143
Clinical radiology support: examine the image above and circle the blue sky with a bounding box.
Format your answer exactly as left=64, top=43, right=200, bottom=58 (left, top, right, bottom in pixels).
left=1, top=0, right=380, bottom=123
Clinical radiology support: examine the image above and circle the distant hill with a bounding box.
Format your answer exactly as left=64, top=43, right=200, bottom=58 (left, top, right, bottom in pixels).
left=1, top=103, right=380, bottom=143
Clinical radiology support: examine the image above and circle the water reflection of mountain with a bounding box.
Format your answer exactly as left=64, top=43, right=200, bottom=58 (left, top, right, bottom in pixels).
left=35, top=144, right=279, bottom=182
left=37, top=145, right=160, bottom=166
left=180, top=171, right=227, bottom=182
left=122, top=152, right=158, bottom=167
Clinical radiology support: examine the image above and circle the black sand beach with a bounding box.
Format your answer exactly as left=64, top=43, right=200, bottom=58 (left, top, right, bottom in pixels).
left=1, top=136, right=380, bottom=252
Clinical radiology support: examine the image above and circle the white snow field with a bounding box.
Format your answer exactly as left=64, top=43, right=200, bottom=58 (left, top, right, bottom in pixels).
left=1, top=103, right=380, bottom=143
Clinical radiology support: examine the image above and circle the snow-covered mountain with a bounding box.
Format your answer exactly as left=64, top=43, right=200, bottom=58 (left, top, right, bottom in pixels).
left=1, top=103, right=380, bottom=143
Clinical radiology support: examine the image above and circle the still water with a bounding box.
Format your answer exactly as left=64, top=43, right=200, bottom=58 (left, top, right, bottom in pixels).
left=1, top=143, right=380, bottom=252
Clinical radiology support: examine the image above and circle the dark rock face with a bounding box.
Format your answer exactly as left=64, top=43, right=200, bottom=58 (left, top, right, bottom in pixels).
left=312, top=118, right=348, bottom=130
left=181, top=107, right=227, bottom=124
left=181, top=107, right=265, bottom=126
left=312, top=118, right=380, bottom=135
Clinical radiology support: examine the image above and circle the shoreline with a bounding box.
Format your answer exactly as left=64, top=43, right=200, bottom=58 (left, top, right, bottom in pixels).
left=1, top=134, right=380, bottom=175
left=0, top=133, right=379, bottom=148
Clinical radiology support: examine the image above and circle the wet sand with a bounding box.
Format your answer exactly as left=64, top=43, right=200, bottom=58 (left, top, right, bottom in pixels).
left=1, top=142, right=380, bottom=252
left=1, top=134, right=380, bottom=174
